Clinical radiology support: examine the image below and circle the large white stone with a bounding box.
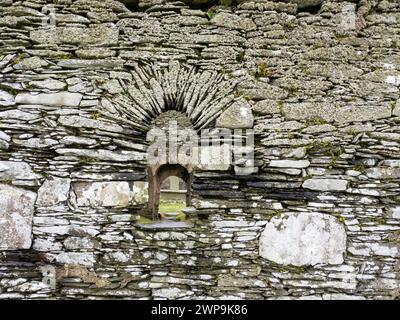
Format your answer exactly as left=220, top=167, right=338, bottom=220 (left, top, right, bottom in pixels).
left=36, top=177, right=71, bottom=207
left=216, top=99, right=254, bottom=129
left=0, top=131, right=11, bottom=142
left=259, top=212, right=346, bottom=266
left=73, top=181, right=148, bottom=208
left=0, top=130, right=10, bottom=149
left=388, top=207, right=400, bottom=219
left=302, top=179, right=348, bottom=191
left=0, top=184, right=37, bottom=250
left=15, top=92, right=82, bottom=107
left=0, top=90, right=14, bottom=102
left=55, top=252, right=96, bottom=267
left=366, top=167, right=400, bottom=179
left=0, top=161, right=40, bottom=181
left=196, top=145, right=231, bottom=171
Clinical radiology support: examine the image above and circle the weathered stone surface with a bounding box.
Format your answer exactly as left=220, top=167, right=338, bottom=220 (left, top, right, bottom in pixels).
left=1, top=0, right=400, bottom=300
left=259, top=212, right=346, bottom=266
left=388, top=207, right=400, bottom=219
left=56, top=148, right=146, bottom=162
left=336, top=2, right=357, bottom=31
left=57, top=58, right=124, bottom=69
left=366, top=167, right=400, bottom=179
left=0, top=90, right=15, bottom=106
left=30, top=24, right=119, bottom=45
left=63, top=237, right=100, bottom=250
left=269, top=160, right=310, bottom=168
left=28, top=79, right=67, bottom=90
left=0, top=131, right=10, bottom=149
left=381, top=160, right=400, bottom=167
left=13, top=56, right=48, bottom=70
left=36, top=177, right=71, bottom=207
left=55, top=252, right=96, bottom=267
left=15, top=92, right=82, bottom=107
left=302, top=124, right=336, bottom=134
left=348, top=242, right=398, bottom=258
left=302, top=179, right=348, bottom=191
left=0, top=161, right=40, bottom=182
left=211, top=13, right=256, bottom=31
left=15, top=138, right=59, bottom=149
left=216, top=99, right=254, bottom=129
left=253, top=100, right=281, bottom=115
left=73, top=181, right=148, bottom=208
left=284, top=103, right=392, bottom=123
left=393, top=99, right=400, bottom=116
left=0, top=184, right=36, bottom=250
left=58, top=116, right=124, bottom=133
left=76, top=48, right=116, bottom=59
left=196, top=145, right=231, bottom=171
left=0, top=109, right=39, bottom=121
left=60, top=136, right=97, bottom=146
left=369, top=132, right=400, bottom=142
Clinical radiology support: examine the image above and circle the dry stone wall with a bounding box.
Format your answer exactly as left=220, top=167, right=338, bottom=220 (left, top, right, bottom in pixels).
left=0, top=0, right=399, bottom=300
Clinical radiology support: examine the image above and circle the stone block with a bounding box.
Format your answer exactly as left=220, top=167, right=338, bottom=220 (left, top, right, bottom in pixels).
left=302, top=179, right=348, bottom=191
left=36, top=177, right=71, bottom=207
left=73, top=181, right=148, bottom=208
left=15, top=92, right=82, bottom=107
left=0, top=184, right=36, bottom=250
left=259, top=212, right=346, bottom=266
left=216, top=99, right=254, bottom=129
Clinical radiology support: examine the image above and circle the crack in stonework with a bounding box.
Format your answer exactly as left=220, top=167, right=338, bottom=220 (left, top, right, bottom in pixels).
left=100, top=61, right=239, bottom=132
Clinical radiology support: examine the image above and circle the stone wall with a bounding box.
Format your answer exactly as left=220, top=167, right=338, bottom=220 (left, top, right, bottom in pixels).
left=0, top=0, right=399, bottom=299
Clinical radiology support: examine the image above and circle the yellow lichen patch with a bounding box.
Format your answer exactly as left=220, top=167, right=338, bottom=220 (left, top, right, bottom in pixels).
left=57, top=265, right=110, bottom=288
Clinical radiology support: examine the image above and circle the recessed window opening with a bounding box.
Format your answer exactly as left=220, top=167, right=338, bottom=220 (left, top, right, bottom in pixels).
left=148, top=163, right=192, bottom=220
left=159, top=176, right=187, bottom=221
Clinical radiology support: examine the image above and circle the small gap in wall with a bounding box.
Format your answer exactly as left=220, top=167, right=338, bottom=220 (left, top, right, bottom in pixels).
left=125, top=4, right=139, bottom=11
left=119, top=0, right=140, bottom=12
left=297, top=3, right=323, bottom=15
left=185, top=0, right=220, bottom=11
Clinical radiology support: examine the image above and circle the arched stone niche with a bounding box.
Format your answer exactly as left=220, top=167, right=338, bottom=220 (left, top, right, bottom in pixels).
left=148, top=164, right=193, bottom=219
left=146, top=110, right=196, bottom=219
left=98, top=62, right=256, bottom=219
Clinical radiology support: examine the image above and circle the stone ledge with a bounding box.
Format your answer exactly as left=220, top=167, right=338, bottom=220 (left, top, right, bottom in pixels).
left=135, top=220, right=194, bottom=230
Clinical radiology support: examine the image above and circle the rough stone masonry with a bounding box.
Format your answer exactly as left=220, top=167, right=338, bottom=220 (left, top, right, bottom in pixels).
left=0, top=0, right=399, bottom=300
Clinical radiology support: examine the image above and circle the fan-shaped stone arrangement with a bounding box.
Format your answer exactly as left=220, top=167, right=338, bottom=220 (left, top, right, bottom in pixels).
left=100, top=61, right=239, bottom=132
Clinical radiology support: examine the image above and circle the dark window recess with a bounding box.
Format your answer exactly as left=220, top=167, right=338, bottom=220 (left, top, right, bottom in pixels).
left=119, top=0, right=139, bottom=11
left=297, top=2, right=323, bottom=15
left=148, top=164, right=192, bottom=220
